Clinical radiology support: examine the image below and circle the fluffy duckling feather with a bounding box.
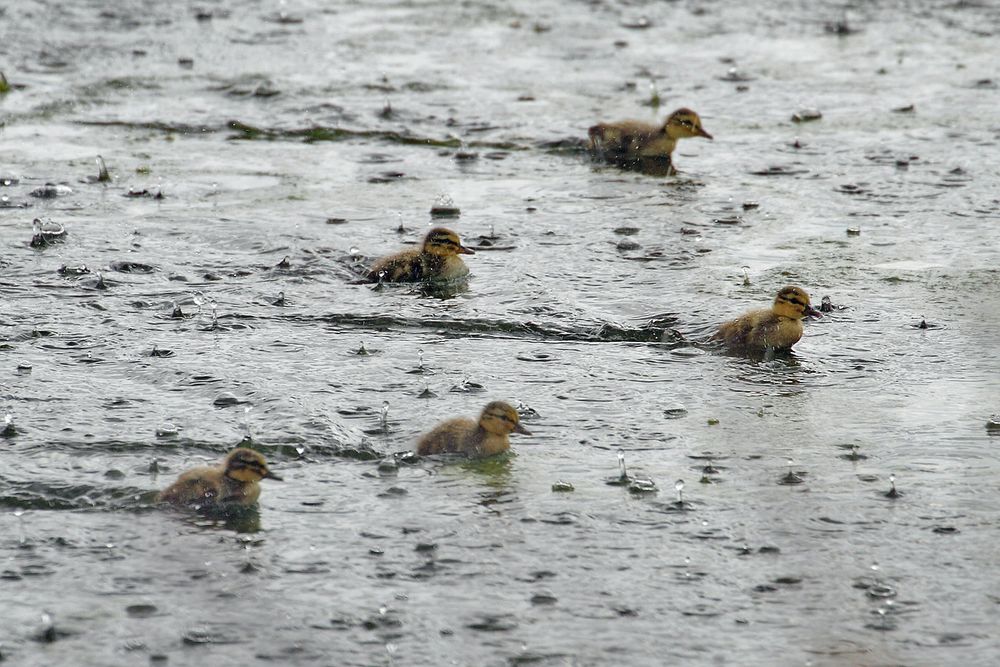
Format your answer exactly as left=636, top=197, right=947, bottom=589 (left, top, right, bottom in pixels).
left=417, top=401, right=531, bottom=458
left=157, top=448, right=282, bottom=508
left=588, top=107, right=712, bottom=175
left=711, top=285, right=820, bottom=352
left=367, top=227, right=475, bottom=283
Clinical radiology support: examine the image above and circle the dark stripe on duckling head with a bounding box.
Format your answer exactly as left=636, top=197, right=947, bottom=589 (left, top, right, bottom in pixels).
left=481, top=401, right=532, bottom=435
left=225, top=449, right=283, bottom=480
left=424, top=227, right=475, bottom=255
left=775, top=286, right=821, bottom=316
left=667, top=108, right=712, bottom=139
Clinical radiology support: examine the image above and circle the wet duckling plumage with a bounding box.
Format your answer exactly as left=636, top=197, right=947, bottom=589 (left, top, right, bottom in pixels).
left=367, top=227, right=475, bottom=283
left=157, top=448, right=282, bottom=509
left=711, top=286, right=820, bottom=352
left=588, top=107, right=712, bottom=175
left=417, top=401, right=531, bottom=458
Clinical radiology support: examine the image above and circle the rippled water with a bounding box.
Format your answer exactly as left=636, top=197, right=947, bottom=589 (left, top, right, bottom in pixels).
left=3, top=0, right=1000, bottom=665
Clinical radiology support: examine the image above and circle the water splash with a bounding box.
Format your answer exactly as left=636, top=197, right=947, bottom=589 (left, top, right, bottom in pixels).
left=675, top=479, right=685, bottom=505
left=209, top=299, right=218, bottom=329
left=380, top=401, right=390, bottom=432
left=242, top=406, right=253, bottom=441
left=884, top=473, right=900, bottom=498
left=96, top=155, right=110, bottom=182
left=2, top=412, right=15, bottom=438
left=742, top=266, right=751, bottom=285
left=779, top=458, right=804, bottom=485
left=191, top=291, right=205, bottom=315
left=648, top=79, right=661, bottom=109
left=14, top=508, right=26, bottom=544
left=618, top=449, right=628, bottom=481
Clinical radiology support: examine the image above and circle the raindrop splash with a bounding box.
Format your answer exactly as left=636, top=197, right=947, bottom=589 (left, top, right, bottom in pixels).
left=96, top=155, right=110, bottom=182
left=242, top=406, right=253, bottom=441
left=885, top=473, right=900, bottom=498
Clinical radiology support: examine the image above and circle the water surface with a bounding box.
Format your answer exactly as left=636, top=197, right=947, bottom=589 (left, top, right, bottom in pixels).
left=2, top=1, right=1000, bottom=665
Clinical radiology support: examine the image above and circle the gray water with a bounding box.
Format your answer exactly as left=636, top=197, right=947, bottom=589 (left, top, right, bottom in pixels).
left=2, top=0, right=1000, bottom=665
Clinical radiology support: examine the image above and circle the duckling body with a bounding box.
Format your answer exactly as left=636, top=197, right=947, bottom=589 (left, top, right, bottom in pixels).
left=711, top=286, right=820, bottom=352
left=368, top=227, right=474, bottom=283
left=157, top=448, right=282, bottom=509
left=588, top=107, right=712, bottom=175
left=417, top=401, right=531, bottom=458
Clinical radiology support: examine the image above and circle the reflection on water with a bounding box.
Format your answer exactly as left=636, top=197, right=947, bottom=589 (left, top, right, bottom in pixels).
left=3, top=0, right=1000, bottom=664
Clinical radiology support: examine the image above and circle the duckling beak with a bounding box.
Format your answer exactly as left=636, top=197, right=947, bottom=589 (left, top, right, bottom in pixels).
left=457, top=244, right=476, bottom=255
left=805, top=305, right=822, bottom=318
left=697, top=127, right=713, bottom=140
left=514, top=423, right=532, bottom=435
left=264, top=470, right=284, bottom=481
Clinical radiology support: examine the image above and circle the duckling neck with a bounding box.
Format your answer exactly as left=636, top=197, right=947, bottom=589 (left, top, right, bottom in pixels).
left=221, top=474, right=259, bottom=503
left=473, top=425, right=509, bottom=457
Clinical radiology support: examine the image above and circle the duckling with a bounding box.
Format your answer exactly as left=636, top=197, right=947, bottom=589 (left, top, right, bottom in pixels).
left=588, top=107, right=713, bottom=175
left=416, top=401, right=531, bottom=458
left=711, top=286, right=821, bottom=352
left=367, top=227, right=475, bottom=283
left=157, top=448, right=282, bottom=509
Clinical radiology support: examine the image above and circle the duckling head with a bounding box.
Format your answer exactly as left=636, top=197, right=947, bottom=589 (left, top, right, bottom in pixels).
left=664, top=108, right=713, bottom=140
left=772, top=286, right=821, bottom=320
left=422, top=227, right=475, bottom=257
left=479, top=401, right=531, bottom=436
left=223, top=448, right=283, bottom=483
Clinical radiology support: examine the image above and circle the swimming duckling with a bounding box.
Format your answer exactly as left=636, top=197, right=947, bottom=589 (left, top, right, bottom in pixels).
left=157, top=448, right=282, bottom=509
left=367, top=227, right=475, bottom=283
left=711, top=286, right=821, bottom=352
left=588, top=107, right=713, bottom=175
left=417, top=401, right=531, bottom=458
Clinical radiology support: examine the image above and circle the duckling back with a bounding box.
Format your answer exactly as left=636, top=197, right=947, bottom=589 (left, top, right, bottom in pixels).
left=157, top=465, right=225, bottom=506
left=416, top=417, right=482, bottom=456
left=712, top=308, right=804, bottom=351
left=588, top=120, right=671, bottom=163
left=367, top=248, right=425, bottom=282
